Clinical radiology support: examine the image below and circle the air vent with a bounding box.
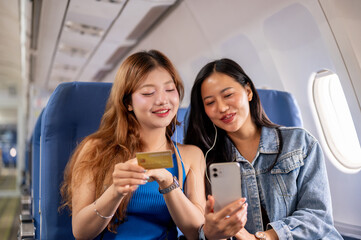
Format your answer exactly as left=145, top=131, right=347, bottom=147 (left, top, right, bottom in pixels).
left=53, top=64, right=78, bottom=72
left=64, top=21, right=104, bottom=37
left=127, top=5, right=169, bottom=40
left=58, top=43, right=88, bottom=58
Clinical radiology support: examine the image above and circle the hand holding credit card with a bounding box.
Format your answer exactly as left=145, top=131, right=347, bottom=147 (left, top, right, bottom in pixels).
left=136, top=150, right=173, bottom=169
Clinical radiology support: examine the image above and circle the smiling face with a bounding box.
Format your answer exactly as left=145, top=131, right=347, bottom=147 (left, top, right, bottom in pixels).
left=130, top=67, right=179, bottom=131
left=201, top=72, right=253, bottom=134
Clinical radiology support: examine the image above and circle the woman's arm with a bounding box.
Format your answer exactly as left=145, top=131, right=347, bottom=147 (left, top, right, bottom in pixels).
left=147, top=145, right=206, bottom=240
left=71, top=143, right=148, bottom=240
left=71, top=177, right=124, bottom=240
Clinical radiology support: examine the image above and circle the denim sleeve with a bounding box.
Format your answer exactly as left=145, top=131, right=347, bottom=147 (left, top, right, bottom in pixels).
left=268, top=141, right=341, bottom=240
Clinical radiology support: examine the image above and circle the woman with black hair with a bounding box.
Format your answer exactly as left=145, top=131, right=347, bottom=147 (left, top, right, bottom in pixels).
left=185, top=58, right=342, bottom=240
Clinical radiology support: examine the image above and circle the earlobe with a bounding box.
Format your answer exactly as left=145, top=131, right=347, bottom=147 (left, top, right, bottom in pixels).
left=128, top=105, right=133, bottom=111
left=247, top=89, right=253, bottom=101
left=245, top=83, right=253, bottom=101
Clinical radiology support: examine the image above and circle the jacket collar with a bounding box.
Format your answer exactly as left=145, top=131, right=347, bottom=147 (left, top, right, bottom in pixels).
left=258, top=127, right=280, bottom=154
left=231, top=127, right=280, bottom=161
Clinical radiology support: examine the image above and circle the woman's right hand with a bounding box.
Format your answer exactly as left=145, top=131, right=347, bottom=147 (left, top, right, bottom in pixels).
left=112, top=158, right=149, bottom=197
left=203, top=195, right=248, bottom=240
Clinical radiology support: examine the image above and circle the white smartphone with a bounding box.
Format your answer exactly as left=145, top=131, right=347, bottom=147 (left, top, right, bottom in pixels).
left=209, top=162, right=242, bottom=212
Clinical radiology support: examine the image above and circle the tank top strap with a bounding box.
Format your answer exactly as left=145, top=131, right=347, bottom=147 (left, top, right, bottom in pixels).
left=172, top=141, right=186, bottom=188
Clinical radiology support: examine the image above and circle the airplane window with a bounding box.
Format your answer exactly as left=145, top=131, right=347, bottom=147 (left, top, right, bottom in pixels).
left=313, top=71, right=361, bottom=172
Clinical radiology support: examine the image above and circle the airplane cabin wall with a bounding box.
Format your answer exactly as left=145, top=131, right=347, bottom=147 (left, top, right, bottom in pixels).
left=120, top=0, right=361, bottom=237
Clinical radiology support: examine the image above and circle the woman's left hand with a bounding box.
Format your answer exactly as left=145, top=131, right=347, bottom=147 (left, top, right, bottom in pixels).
left=203, top=195, right=248, bottom=239
left=145, top=168, right=174, bottom=189
left=234, top=229, right=256, bottom=240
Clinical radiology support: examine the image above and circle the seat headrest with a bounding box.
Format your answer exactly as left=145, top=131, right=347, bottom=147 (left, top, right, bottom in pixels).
left=257, top=89, right=302, bottom=127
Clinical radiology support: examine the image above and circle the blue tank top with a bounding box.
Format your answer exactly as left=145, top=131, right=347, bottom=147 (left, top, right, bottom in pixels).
left=97, top=145, right=186, bottom=240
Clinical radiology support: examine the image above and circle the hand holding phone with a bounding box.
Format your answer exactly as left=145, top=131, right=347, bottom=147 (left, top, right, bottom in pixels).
left=209, top=162, right=242, bottom=212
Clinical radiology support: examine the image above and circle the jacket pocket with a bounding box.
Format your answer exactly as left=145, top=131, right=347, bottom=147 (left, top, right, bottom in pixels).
left=268, top=150, right=304, bottom=213
left=270, top=150, right=304, bottom=174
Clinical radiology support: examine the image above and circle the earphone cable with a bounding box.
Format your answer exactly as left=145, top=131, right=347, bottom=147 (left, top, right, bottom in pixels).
left=204, top=124, right=217, bottom=184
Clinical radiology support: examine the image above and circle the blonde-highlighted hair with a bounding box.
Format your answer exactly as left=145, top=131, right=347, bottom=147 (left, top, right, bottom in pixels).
left=60, top=50, right=184, bottom=232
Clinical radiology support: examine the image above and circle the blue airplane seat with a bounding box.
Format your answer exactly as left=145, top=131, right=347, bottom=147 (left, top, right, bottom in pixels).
left=40, top=82, right=112, bottom=239
left=172, top=107, right=188, bottom=144
left=257, top=89, right=302, bottom=127
left=31, top=109, right=43, bottom=239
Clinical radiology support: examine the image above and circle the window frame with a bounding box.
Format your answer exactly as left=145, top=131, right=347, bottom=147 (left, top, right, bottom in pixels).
left=312, top=70, right=361, bottom=173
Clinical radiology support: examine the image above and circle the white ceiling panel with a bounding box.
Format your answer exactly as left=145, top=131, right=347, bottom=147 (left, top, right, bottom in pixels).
left=35, top=0, right=69, bottom=87
left=78, top=40, right=135, bottom=81
left=31, top=0, right=178, bottom=90
left=67, top=0, right=125, bottom=29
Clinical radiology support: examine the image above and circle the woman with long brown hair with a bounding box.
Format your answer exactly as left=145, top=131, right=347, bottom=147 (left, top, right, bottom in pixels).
left=61, top=50, right=205, bottom=239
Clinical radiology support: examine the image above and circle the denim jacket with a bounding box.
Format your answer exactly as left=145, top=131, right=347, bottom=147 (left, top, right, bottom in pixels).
left=232, top=126, right=342, bottom=240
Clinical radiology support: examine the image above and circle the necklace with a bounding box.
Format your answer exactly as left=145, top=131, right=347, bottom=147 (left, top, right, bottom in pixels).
left=151, top=139, right=168, bottom=152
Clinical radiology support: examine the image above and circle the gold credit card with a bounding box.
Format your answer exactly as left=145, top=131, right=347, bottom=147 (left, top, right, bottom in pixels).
left=136, top=150, right=173, bottom=169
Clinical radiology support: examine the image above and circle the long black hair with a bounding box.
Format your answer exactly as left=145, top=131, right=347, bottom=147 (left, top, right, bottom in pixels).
left=184, top=58, right=279, bottom=194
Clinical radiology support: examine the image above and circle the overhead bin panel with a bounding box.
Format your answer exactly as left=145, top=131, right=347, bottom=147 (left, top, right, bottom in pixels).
left=33, top=0, right=178, bottom=91
left=80, top=0, right=177, bottom=82
left=47, top=0, right=126, bottom=89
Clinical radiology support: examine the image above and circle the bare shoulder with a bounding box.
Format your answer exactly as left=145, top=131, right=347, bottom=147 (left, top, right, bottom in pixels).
left=176, top=143, right=204, bottom=164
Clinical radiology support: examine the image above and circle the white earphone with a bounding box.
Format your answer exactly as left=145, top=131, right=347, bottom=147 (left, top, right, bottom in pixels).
left=205, top=123, right=218, bottom=184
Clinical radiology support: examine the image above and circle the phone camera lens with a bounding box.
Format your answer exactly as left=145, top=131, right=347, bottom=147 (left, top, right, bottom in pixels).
left=213, top=173, right=218, bottom=178
left=212, top=168, right=218, bottom=172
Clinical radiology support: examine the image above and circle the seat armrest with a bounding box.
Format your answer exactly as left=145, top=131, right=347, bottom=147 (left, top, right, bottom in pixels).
left=18, top=214, right=35, bottom=239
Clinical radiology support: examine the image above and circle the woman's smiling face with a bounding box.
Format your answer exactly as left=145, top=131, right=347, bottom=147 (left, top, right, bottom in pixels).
left=131, top=67, right=179, bottom=131
left=201, top=72, right=253, bottom=133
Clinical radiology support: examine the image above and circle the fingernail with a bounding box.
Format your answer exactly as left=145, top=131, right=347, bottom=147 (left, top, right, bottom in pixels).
left=143, top=180, right=148, bottom=184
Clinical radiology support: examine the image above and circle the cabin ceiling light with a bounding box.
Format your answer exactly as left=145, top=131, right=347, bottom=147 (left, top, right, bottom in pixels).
left=58, top=43, right=89, bottom=58
left=64, top=20, right=104, bottom=37
left=53, top=64, right=78, bottom=72
left=53, top=76, right=72, bottom=83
